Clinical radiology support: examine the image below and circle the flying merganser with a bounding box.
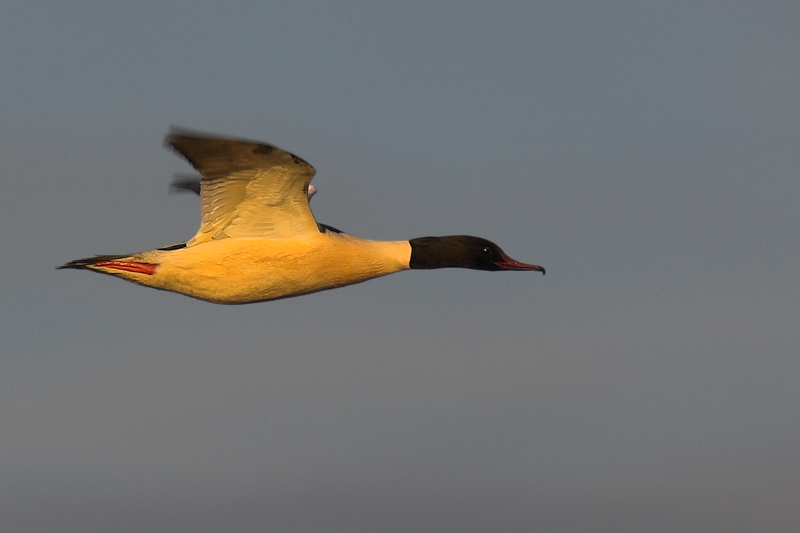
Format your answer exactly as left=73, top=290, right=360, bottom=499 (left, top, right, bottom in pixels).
left=59, top=129, right=545, bottom=304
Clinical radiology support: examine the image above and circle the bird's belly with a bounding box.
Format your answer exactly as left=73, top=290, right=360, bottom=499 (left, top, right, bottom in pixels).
left=148, top=238, right=409, bottom=304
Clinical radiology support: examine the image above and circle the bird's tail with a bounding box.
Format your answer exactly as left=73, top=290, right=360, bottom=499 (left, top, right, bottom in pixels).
left=58, top=254, right=131, bottom=270
left=58, top=255, right=158, bottom=275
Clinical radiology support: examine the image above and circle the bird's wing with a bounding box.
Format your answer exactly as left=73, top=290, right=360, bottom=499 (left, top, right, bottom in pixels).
left=165, top=128, right=320, bottom=245
left=170, top=174, right=202, bottom=194
left=170, top=175, right=317, bottom=200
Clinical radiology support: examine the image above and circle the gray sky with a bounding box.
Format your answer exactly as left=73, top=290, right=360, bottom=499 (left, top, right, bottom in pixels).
left=2, top=2, right=799, bottom=531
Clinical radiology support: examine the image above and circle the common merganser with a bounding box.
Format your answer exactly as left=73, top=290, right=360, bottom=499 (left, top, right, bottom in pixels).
left=59, top=129, right=545, bottom=304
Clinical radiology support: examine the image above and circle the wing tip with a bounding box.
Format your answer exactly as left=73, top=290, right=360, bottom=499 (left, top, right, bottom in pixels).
left=163, top=127, right=315, bottom=174
left=170, top=174, right=202, bottom=194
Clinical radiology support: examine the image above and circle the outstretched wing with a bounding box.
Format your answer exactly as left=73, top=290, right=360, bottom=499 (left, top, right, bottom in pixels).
left=165, top=128, right=320, bottom=245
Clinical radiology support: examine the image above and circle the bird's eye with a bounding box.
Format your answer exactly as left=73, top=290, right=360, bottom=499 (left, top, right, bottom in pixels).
left=482, top=247, right=491, bottom=253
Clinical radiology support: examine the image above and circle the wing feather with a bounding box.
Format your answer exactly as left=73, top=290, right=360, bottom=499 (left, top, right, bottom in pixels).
left=165, top=128, right=319, bottom=245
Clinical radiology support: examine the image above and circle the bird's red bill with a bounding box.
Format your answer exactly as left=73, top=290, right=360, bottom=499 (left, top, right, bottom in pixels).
left=495, top=252, right=546, bottom=274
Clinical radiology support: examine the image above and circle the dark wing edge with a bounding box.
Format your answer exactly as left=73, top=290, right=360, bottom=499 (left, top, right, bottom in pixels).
left=170, top=174, right=202, bottom=194
left=163, top=126, right=316, bottom=180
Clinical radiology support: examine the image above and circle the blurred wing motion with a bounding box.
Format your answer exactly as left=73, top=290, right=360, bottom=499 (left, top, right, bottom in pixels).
left=170, top=174, right=202, bottom=194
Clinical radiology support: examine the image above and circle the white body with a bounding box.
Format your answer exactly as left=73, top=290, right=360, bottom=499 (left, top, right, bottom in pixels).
left=101, top=233, right=410, bottom=304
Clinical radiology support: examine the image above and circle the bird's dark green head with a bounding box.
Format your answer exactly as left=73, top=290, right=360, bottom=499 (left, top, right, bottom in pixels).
left=409, top=235, right=545, bottom=273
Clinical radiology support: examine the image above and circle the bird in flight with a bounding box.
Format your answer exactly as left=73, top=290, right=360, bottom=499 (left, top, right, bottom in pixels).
left=59, top=129, right=545, bottom=304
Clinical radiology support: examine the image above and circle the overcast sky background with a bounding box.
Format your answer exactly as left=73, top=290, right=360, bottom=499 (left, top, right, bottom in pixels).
left=2, top=2, right=799, bottom=531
